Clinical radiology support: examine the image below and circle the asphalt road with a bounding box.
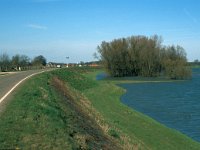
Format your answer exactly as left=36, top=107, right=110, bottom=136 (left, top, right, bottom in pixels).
left=0, top=69, right=50, bottom=105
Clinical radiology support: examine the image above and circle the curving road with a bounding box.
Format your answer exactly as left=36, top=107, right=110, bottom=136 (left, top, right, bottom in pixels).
left=0, top=69, right=51, bottom=105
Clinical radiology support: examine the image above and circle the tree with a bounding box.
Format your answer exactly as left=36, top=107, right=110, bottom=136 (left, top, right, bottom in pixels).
left=93, top=52, right=99, bottom=60
left=32, top=55, right=47, bottom=66
left=20, top=55, right=30, bottom=67
left=11, top=54, right=30, bottom=70
left=11, top=54, right=20, bottom=69
left=97, top=35, right=191, bottom=79
left=0, top=53, right=10, bottom=71
left=194, top=59, right=200, bottom=66
left=161, top=45, right=191, bottom=79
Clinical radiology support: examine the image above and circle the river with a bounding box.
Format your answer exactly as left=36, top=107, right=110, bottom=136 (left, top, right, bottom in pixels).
left=119, top=68, right=200, bottom=142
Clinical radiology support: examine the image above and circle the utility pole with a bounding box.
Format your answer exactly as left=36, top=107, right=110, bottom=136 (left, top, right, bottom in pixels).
left=66, top=57, right=69, bottom=68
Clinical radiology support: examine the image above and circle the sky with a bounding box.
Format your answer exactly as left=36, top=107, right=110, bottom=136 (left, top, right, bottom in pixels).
left=0, top=0, right=200, bottom=63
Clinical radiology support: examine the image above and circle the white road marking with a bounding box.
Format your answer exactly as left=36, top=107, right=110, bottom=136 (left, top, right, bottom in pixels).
left=0, top=71, right=45, bottom=104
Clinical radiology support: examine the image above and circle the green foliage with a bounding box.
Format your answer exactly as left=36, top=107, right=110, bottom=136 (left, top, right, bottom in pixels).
left=32, top=55, right=47, bottom=66
left=97, top=35, right=191, bottom=79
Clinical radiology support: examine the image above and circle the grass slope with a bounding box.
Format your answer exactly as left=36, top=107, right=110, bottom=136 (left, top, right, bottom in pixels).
left=0, top=69, right=119, bottom=149
left=83, top=70, right=200, bottom=150
left=0, top=67, right=200, bottom=149
left=0, top=73, right=73, bottom=149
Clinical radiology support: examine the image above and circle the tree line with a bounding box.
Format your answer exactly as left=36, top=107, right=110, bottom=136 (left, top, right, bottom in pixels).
left=188, top=59, right=200, bottom=67
left=0, top=53, right=47, bottom=72
left=97, top=35, right=191, bottom=79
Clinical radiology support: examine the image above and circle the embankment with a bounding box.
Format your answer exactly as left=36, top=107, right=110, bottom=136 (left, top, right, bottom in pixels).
left=0, top=68, right=200, bottom=149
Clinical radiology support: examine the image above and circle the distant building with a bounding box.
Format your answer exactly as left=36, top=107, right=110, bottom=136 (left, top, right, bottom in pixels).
left=47, top=62, right=65, bottom=68
left=89, top=63, right=100, bottom=67
left=56, top=65, right=61, bottom=68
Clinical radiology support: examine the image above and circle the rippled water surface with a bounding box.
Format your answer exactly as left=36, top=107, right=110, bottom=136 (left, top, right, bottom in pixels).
left=120, top=68, right=200, bottom=141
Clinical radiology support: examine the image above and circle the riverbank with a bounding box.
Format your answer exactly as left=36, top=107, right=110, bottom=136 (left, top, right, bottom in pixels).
left=83, top=70, right=200, bottom=149
left=0, top=67, right=199, bottom=149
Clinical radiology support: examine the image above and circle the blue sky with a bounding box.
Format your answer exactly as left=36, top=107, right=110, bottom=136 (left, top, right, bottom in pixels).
left=0, top=0, right=200, bottom=63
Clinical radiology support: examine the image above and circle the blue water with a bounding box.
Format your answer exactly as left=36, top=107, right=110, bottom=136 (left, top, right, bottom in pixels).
left=96, top=72, right=108, bottom=80
left=120, top=68, right=200, bottom=142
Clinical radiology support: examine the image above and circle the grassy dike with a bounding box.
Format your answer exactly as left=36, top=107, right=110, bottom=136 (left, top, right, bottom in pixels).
left=0, top=68, right=200, bottom=149
left=84, top=71, right=200, bottom=150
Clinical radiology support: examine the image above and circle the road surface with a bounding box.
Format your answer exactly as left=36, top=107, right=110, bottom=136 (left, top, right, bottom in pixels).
left=0, top=69, right=50, bottom=105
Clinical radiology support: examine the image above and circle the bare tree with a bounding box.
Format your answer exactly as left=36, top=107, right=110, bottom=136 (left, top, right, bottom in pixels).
left=12, top=54, right=30, bottom=70
left=0, top=53, right=10, bottom=72
left=97, top=35, right=191, bottom=79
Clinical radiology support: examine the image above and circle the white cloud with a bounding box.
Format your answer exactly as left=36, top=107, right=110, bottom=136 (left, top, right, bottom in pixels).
left=27, top=24, right=47, bottom=30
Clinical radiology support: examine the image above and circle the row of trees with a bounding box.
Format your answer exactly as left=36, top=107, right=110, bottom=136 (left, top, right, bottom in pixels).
left=189, top=59, right=200, bottom=66
left=0, top=53, right=47, bottom=72
left=97, top=35, right=191, bottom=79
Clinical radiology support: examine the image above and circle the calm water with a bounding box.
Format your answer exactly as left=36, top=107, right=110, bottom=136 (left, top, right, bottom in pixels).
left=120, top=68, right=200, bottom=142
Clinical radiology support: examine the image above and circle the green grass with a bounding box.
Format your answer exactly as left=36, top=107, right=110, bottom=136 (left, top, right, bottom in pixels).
left=0, top=67, right=200, bottom=149
left=83, top=70, right=200, bottom=150
left=51, top=67, right=97, bottom=91
left=192, top=65, right=200, bottom=68
left=0, top=68, right=119, bottom=149
left=0, top=72, right=76, bottom=149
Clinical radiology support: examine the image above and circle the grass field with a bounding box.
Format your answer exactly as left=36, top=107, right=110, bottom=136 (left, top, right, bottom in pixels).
left=0, top=67, right=200, bottom=149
